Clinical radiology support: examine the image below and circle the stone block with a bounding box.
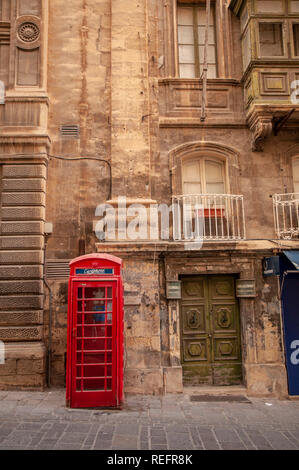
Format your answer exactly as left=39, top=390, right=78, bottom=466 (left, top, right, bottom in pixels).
left=0, top=295, right=43, bottom=310
left=0, top=280, right=43, bottom=295
left=245, top=363, right=288, bottom=398
left=2, top=178, right=46, bottom=192
left=0, top=311, right=43, bottom=326
left=0, top=265, right=43, bottom=279
left=0, top=251, right=43, bottom=265
left=0, top=236, right=44, bottom=250
left=2, top=192, right=46, bottom=206
left=163, top=366, right=183, bottom=394
left=124, top=368, right=164, bottom=395
left=2, top=165, right=47, bottom=179
left=1, top=221, right=44, bottom=235
left=0, top=326, right=43, bottom=341
left=1, top=206, right=45, bottom=221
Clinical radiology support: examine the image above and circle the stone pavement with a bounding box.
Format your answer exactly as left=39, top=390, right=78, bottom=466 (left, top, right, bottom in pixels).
left=0, top=387, right=299, bottom=450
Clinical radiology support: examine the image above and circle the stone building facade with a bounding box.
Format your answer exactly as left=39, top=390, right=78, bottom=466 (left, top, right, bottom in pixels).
left=0, top=0, right=299, bottom=397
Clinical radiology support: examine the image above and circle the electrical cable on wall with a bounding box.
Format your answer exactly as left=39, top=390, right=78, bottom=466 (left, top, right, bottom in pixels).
left=48, top=154, right=112, bottom=201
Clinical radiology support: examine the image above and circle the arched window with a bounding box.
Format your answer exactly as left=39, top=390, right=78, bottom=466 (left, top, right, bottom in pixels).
left=182, top=157, right=225, bottom=195
left=292, top=157, right=299, bottom=192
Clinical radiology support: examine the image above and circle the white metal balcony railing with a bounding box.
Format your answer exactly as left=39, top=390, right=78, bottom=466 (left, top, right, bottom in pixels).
left=171, top=194, right=246, bottom=241
left=273, top=193, right=299, bottom=239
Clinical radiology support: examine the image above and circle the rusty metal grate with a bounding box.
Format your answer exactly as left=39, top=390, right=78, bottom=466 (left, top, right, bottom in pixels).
left=190, top=395, right=251, bottom=403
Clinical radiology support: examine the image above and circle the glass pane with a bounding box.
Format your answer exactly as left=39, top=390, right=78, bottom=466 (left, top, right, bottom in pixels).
left=205, top=160, right=224, bottom=183
left=207, top=65, right=217, bottom=79
left=198, top=45, right=216, bottom=63
left=78, top=288, right=83, bottom=299
left=84, top=338, right=106, bottom=350
left=198, top=26, right=215, bottom=45
left=81, top=365, right=106, bottom=378
left=107, top=287, right=112, bottom=299
left=84, top=325, right=106, bottom=337
left=178, top=45, right=195, bottom=64
left=178, top=25, right=194, bottom=45
left=82, top=352, right=106, bottom=364
left=197, top=6, right=214, bottom=25
left=183, top=182, right=202, bottom=195
left=77, top=301, right=82, bottom=312
left=293, top=159, right=299, bottom=191
left=259, top=23, right=283, bottom=56
left=206, top=183, right=225, bottom=194
left=83, top=378, right=105, bottom=391
left=183, top=161, right=201, bottom=181
left=85, top=287, right=105, bottom=298
left=84, top=299, right=105, bottom=312
left=106, top=378, right=112, bottom=391
left=177, top=6, right=193, bottom=25
left=179, top=63, right=196, bottom=78
left=293, top=24, right=299, bottom=55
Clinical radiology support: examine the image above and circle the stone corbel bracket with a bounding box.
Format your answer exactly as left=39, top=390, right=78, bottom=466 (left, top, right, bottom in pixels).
left=247, top=109, right=273, bottom=152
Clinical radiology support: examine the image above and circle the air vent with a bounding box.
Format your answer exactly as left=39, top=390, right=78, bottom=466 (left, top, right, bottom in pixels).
left=46, top=260, right=70, bottom=280
left=60, top=124, right=80, bottom=139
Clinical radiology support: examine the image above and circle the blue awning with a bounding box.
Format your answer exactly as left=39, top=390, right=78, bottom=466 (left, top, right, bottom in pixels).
left=283, top=251, right=299, bottom=270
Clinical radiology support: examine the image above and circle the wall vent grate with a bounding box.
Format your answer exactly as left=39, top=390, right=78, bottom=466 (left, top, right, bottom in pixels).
left=60, top=124, right=80, bottom=138
left=46, top=260, right=70, bottom=279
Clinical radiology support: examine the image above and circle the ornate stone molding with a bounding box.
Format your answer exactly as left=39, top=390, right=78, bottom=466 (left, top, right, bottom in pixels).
left=247, top=109, right=273, bottom=152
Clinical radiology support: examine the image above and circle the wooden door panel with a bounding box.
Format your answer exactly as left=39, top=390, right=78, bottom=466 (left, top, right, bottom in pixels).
left=180, top=275, right=242, bottom=386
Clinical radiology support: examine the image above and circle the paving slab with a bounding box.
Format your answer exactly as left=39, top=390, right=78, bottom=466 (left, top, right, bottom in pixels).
left=0, top=388, right=298, bottom=450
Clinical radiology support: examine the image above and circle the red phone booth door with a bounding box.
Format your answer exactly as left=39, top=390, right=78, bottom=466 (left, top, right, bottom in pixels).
left=70, top=281, right=118, bottom=408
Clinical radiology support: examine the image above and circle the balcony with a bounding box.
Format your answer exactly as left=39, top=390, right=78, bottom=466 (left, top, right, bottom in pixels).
left=273, top=193, right=299, bottom=239
left=171, top=194, right=246, bottom=242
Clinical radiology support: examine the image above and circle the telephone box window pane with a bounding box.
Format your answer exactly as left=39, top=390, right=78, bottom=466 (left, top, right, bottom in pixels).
left=84, top=299, right=105, bottom=312
left=77, top=301, right=82, bottom=312
left=77, top=327, right=83, bottom=338
left=107, top=365, right=112, bottom=377
left=107, top=338, right=112, bottom=350
left=107, top=301, right=112, bottom=311
left=107, top=351, right=112, bottom=363
left=85, top=287, right=105, bottom=298
left=78, top=288, right=83, bottom=299
left=83, top=352, right=106, bottom=364
left=83, top=378, right=105, bottom=391
left=106, top=378, right=112, bottom=391
left=293, top=24, right=299, bottom=55
left=76, top=380, right=81, bottom=391
left=107, top=325, right=112, bottom=338
left=84, top=325, right=106, bottom=337
left=84, top=338, right=106, bottom=350
left=259, top=23, right=283, bottom=56
left=107, top=287, right=112, bottom=299
left=83, top=365, right=105, bottom=377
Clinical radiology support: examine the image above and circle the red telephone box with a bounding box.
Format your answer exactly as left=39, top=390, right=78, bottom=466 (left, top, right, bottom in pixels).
left=66, top=253, right=124, bottom=408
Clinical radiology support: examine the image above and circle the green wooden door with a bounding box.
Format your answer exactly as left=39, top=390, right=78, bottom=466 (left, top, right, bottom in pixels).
left=180, top=275, right=242, bottom=386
